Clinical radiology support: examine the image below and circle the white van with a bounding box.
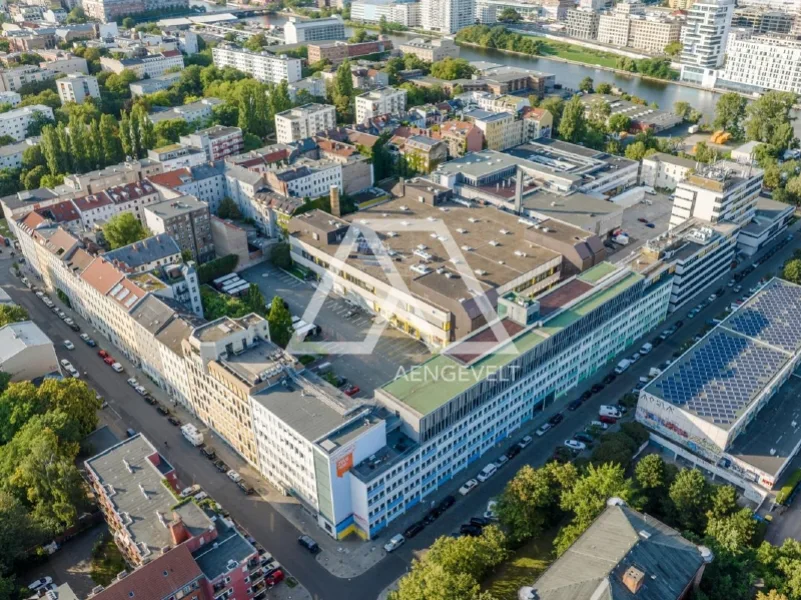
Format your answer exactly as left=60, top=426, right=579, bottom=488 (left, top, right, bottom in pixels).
left=599, top=405, right=622, bottom=418
left=640, top=342, right=653, bottom=354
left=614, top=359, right=631, bottom=374
left=477, top=463, right=497, bottom=482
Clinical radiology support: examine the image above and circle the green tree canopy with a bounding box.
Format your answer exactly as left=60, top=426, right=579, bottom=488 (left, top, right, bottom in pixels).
left=0, top=304, right=28, bottom=327
left=714, top=93, right=748, bottom=141
left=745, top=91, right=798, bottom=154
left=430, top=58, right=476, bottom=80
left=668, top=468, right=711, bottom=532
left=558, top=95, right=587, bottom=143
left=268, top=296, right=294, bottom=348
left=579, top=76, right=594, bottom=93
left=102, top=213, right=149, bottom=249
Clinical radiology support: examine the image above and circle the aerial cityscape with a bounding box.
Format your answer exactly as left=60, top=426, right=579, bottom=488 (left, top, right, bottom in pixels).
left=2, top=0, right=801, bottom=599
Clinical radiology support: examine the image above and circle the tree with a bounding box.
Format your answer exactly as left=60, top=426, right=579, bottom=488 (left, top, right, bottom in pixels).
left=0, top=304, right=28, bottom=327
left=664, top=41, right=682, bottom=56
left=38, top=378, right=101, bottom=438
left=558, top=96, right=587, bottom=144
left=746, top=91, right=798, bottom=153
left=607, top=113, right=631, bottom=133
left=122, top=17, right=135, bottom=29
left=269, top=80, right=293, bottom=119
left=349, top=28, right=370, bottom=43
left=590, top=431, right=636, bottom=466
left=579, top=76, right=594, bottom=93
left=245, top=284, right=266, bottom=315
left=0, top=490, right=40, bottom=573
left=332, top=60, right=355, bottom=120
left=21, top=165, right=46, bottom=190
left=624, top=141, right=648, bottom=161
left=635, top=454, right=667, bottom=490
left=596, top=82, right=612, bottom=94
left=714, top=93, right=747, bottom=141
left=756, top=592, right=789, bottom=600
left=243, top=33, right=268, bottom=52
left=102, top=213, right=149, bottom=249
left=784, top=259, right=801, bottom=283
left=498, top=7, right=522, bottom=21
left=425, top=526, right=508, bottom=581
left=0, top=168, right=20, bottom=196
left=709, top=484, right=738, bottom=519
left=430, top=58, right=475, bottom=80
left=153, top=119, right=191, bottom=147
left=217, top=196, right=242, bottom=220
left=390, top=561, right=487, bottom=600
left=674, top=101, right=693, bottom=120
left=497, top=464, right=563, bottom=543
left=785, top=175, right=801, bottom=204
left=668, top=468, right=711, bottom=533
left=695, top=141, right=717, bottom=163
left=100, top=114, right=124, bottom=165
left=270, top=243, right=292, bottom=268
left=706, top=508, right=756, bottom=555
left=66, top=5, right=87, bottom=23
left=26, top=110, right=54, bottom=137
left=268, top=296, right=294, bottom=348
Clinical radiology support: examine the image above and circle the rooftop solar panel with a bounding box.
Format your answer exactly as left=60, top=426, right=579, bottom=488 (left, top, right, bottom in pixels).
left=722, top=279, right=801, bottom=353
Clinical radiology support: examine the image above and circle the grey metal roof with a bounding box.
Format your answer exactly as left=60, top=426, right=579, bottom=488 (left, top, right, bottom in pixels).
left=529, top=504, right=704, bottom=600
left=129, top=295, right=177, bottom=335
left=104, top=234, right=181, bottom=270
left=191, top=518, right=256, bottom=581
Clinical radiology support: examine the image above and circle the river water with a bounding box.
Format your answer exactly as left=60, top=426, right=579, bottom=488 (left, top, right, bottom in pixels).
left=240, top=13, right=726, bottom=120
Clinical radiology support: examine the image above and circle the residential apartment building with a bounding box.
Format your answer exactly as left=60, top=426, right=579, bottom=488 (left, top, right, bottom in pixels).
left=542, top=0, right=575, bottom=20
left=439, top=120, right=484, bottom=157
left=0, top=65, right=56, bottom=93
left=597, top=11, right=632, bottom=46
left=180, top=126, right=244, bottom=161
left=355, top=87, right=407, bottom=123
left=38, top=51, right=89, bottom=75
left=147, top=144, right=208, bottom=172
left=57, top=74, right=100, bottom=104
left=100, top=51, right=184, bottom=79
left=732, top=6, right=794, bottom=34
left=565, top=8, right=601, bottom=39
left=275, top=103, right=337, bottom=144
left=629, top=17, right=683, bottom=53
left=420, top=0, right=475, bottom=33
left=83, top=0, right=189, bottom=22
left=212, top=45, right=302, bottom=85
left=144, top=197, right=215, bottom=264
left=670, top=160, right=763, bottom=227
left=719, top=33, right=801, bottom=94
left=680, top=0, right=735, bottom=87
left=640, top=152, right=696, bottom=190
left=148, top=164, right=227, bottom=211
left=129, top=72, right=181, bottom=97
left=284, top=16, right=346, bottom=43
left=0, top=91, right=21, bottom=107
left=307, top=39, right=393, bottom=65
left=0, top=137, right=39, bottom=170
left=393, top=135, right=448, bottom=173
left=0, top=321, right=59, bottom=382
left=398, top=37, right=460, bottom=62
left=351, top=0, right=422, bottom=27
left=463, top=108, right=522, bottom=151
left=523, top=107, right=554, bottom=140
left=0, top=105, right=53, bottom=142
left=264, top=158, right=343, bottom=199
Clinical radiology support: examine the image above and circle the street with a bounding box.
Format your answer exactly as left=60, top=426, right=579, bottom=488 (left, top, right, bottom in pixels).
left=3, top=223, right=799, bottom=600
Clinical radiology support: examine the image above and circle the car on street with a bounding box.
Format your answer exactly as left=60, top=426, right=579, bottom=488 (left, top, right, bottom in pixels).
left=135, top=385, right=147, bottom=396
left=603, top=373, right=616, bottom=384
left=167, top=416, right=181, bottom=426
left=27, top=578, right=53, bottom=592
left=64, top=319, right=80, bottom=331
left=567, top=399, right=582, bottom=411
left=470, top=516, right=491, bottom=527
left=111, top=362, right=123, bottom=372
left=437, top=495, right=455, bottom=512
left=298, top=535, right=321, bottom=554
left=180, top=484, right=201, bottom=498
left=535, top=423, right=551, bottom=436
left=102, top=355, right=114, bottom=365
left=63, top=340, right=74, bottom=350
left=459, top=479, right=478, bottom=495
left=574, top=432, right=594, bottom=444
left=591, top=383, right=604, bottom=393
left=201, top=446, right=216, bottom=459
left=564, top=439, right=587, bottom=451
left=484, top=499, right=498, bottom=521
left=342, top=384, right=360, bottom=397
left=145, top=395, right=157, bottom=405
left=646, top=223, right=655, bottom=229
left=265, top=569, right=284, bottom=587
left=404, top=522, right=425, bottom=538
left=548, top=413, right=564, bottom=426
left=237, top=480, right=255, bottom=495
left=518, top=435, right=533, bottom=448
left=384, top=534, right=405, bottom=553
left=580, top=390, right=592, bottom=401
left=80, top=333, right=95, bottom=346
left=494, top=455, right=509, bottom=468
left=98, top=349, right=108, bottom=358
left=214, top=460, right=228, bottom=472
left=630, top=352, right=641, bottom=363
left=589, top=420, right=609, bottom=430
left=127, top=378, right=138, bottom=387
left=599, top=415, right=618, bottom=424
left=459, top=524, right=482, bottom=537
left=156, top=405, right=169, bottom=416
left=227, top=470, right=242, bottom=483
left=505, top=445, right=521, bottom=459
left=477, top=463, right=497, bottom=482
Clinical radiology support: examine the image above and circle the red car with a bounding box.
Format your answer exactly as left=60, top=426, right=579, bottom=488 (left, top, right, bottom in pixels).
left=98, top=349, right=109, bottom=358
left=265, top=569, right=285, bottom=587
left=599, top=415, right=618, bottom=425
left=103, top=356, right=115, bottom=366
left=342, top=384, right=360, bottom=397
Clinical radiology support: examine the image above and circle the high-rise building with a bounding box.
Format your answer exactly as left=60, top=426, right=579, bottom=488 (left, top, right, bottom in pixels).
left=144, top=197, right=215, bottom=264
left=56, top=74, right=100, bottom=104
left=275, top=103, right=337, bottom=144
left=420, top=0, right=475, bottom=33
left=680, top=0, right=735, bottom=87
left=211, top=45, right=302, bottom=85
left=355, top=86, right=407, bottom=122
left=283, top=16, right=346, bottom=43
left=565, top=8, right=601, bottom=39
left=719, top=32, right=801, bottom=94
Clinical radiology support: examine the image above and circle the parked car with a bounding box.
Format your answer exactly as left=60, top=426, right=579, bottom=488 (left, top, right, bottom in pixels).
left=574, top=432, right=594, bottom=444
left=227, top=470, right=242, bottom=483
left=459, top=524, right=482, bottom=537
left=477, top=463, right=497, bottom=482
left=564, top=439, right=586, bottom=451
left=403, top=522, right=425, bottom=539
left=127, top=378, right=138, bottom=387
left=602, top=373, right=616, bottom=384
left=384, top=534, right=406, bottom=553
left=98, top=349, right=109, bottom=358
left=518, top=435, right=533, bottom=448
left=237, top=480, right=255, bottom=495
left=567, top=399, right=582, bottom=411
left=102, top=356, right=114, bottom=365
left=484, top=499, right=498, bottom=521
left=201, top=446, right=216, bottom=459
left=505, top=445, right=521, bottom=460
left=180, top=484, right=201, bottom=498
left=536, top=423, right=551, bottom=436
left=342, top=384, right=360, bottom=397
left=135, top=385, right=147, bottom=396
left=167, top=416, right=181, bottom=426
left=437, top=495, right=456, bottom=512
left=265, top=569, right=285, bottom=587
left=580, top=390, right=592, bottom=402
left=27, top=578, right=53, bottom=592
left=470, top=516, right=491, bottom=527
left=111, top=362, right=123, bottom=372
left=494, top=455, right=509, bottom=468
left=599, top=415, right=618, bottom=424
left=591, top=383, right=604, bottom=393
left=156, top=404, right=169, bottom=416
left=64, top=319, right=80, bottom=331
left=459, top=479, right=478, bottom=495
left=590, top=420, right=609, bottom=430
left=548, top=413, right=564, bottom=426
left=126, top=428, right=136, bottom=437
left=214, top=460, right=228, bottom=473
left=298, top=535, right=321, bottom=554
left=63, top=340, right=74, bottom=350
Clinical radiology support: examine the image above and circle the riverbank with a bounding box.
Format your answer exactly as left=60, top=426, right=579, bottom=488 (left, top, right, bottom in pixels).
left=344, top=20, right=441, bottom=38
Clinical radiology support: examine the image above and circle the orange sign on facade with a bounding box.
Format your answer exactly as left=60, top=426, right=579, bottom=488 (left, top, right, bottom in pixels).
left=336, top=452, right=353, bottom=477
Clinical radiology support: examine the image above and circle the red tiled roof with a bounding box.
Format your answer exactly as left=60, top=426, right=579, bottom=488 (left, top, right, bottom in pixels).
left=46, top=228, right=79, bottom=256
left=19, top=211, right=46, bottom=229
left=107, top=277, right=146, bottom=311
left=162, top=49, right=182, bottom=57
left=316, top=138, right=357, bottom=158
left=73, top=191, right=112, bottom=212
left=39, top=199, right=80, bottom=223
left=441, top=120, right=475, bottom=134
left=106, top=181, right=157, bottom=204
left=91, top=545, right=203, bottom=600
left=522, top=107, right=549, bottom=120
left=148, top=169, right=192, bottom=190
left=80, top=257, right=124, bottom=295
left=537, top=279, right=593, bottom=317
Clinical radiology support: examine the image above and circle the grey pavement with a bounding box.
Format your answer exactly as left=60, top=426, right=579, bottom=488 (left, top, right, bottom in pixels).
left=5, top=221, right=800, bottom=600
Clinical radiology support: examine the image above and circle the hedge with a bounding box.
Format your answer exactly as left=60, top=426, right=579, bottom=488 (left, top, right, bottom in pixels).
left=197, top=254, right=239, bottom=284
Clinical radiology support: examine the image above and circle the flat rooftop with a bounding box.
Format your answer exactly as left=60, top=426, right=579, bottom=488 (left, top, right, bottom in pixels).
left=741, top=196, right=794, bottom=237
left=380, top=265, right=643, bottom=416
left=84, top=435, right=211, bottom=555
left=647, top=279, right=801, bottom=430
left=145, top=196, right=208, bottom=220
left=684, top=160, right=762, bottom=193
left=728, top=371, right=801, bottom=478
left=290, top=187, right=562, bottom=301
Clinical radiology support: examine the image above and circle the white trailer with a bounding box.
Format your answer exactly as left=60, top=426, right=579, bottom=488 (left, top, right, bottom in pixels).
left=181, top=424, right=204, bottom=446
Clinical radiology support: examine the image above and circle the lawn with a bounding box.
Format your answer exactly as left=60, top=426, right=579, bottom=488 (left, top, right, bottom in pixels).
left=90, top=533, right=127, bottom=586
left=0, top=218, right=11, bottom=239
left=538, top=39, right=621, bottom=69
left=481, top=527, right=558, bottom=600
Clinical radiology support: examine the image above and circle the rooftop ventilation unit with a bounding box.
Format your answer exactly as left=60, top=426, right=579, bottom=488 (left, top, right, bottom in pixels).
left=410, top=264, right=431, bottom=275
left=489, top=240, right=500, bottom=246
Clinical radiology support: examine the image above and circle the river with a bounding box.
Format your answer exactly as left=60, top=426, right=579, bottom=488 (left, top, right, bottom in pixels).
left=240, top=13, right=727, bottom=120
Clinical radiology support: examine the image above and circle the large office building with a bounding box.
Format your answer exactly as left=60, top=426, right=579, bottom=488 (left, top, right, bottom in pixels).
left=83, top=0, right=188, bottom=22
left=284, top=16, right=346, bottom=43
left=670, top=160, right=763, bottom=228
left=719, top=33, right=801, bottom=94
left=420, top=0, right=475, bottom=33
left=638, top=278, right=801, bottom=500
left=275, top=103, right=337, bottom=144
left=211, top=45, right=302, bottom=85
left=565, top=9, right=601, bottom=40
left=355, top=86, right=407, bottom=123
left=680, top=0, right=735, bottom=87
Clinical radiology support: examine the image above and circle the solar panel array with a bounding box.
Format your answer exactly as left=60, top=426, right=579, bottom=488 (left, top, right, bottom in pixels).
left=724, top=280, right=801, bottom=353
left=652, top=330, right=787, bottom=426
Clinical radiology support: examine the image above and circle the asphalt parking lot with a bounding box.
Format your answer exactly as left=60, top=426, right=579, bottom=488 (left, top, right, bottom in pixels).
left=240, top=262, right=430, bottom=394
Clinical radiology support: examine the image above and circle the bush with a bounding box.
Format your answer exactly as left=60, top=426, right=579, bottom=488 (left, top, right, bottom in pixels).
left=90, top=535, right=126, bottom=586
left=777, top=468, right=801, bottom=505
left=197, top=254, right=239, bottom=284
left=621, top=422, right=650, bottom=447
